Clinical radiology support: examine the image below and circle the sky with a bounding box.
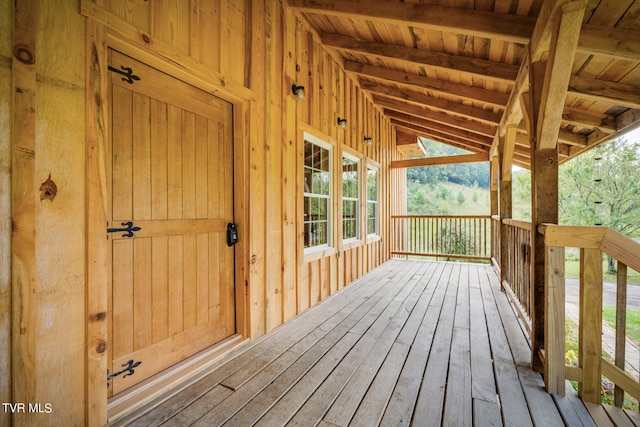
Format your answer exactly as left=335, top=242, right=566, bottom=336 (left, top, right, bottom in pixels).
left=625, top=126, right=640, bottom=143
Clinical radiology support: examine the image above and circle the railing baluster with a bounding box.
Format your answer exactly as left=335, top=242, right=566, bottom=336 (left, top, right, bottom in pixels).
left=579, top=247, right=603, bottom=403
left=615, top=262, right=628, bottom=407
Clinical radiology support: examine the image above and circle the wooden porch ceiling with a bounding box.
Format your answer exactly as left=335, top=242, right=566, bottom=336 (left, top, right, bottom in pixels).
left=288, top=0, right=640, bottom=169
left=111, top=260, right=637, bottom=426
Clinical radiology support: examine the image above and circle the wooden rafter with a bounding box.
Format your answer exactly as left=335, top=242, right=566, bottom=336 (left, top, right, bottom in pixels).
left=322, top=33, right=519, bottom=84
left=560, top=106, right=616, bottom=133
left=568, top=75, right=640, bottom=110
left=390, top=153, right=489, bottom=169
left=385, top=110, right=494, bottom=145
left=376, top=97, right=498, bottom=138
left=578, top=24, right=640, bottom=62
left=360, top=82, right=503, bottom=125
left=289, top=0, right=535, bottom=43
left=345, top=60, right=510, bottom=108
left=391, top=121, right=490, bottom=154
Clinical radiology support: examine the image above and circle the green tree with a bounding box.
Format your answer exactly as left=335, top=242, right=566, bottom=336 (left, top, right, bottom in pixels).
left=559, top=138, right=640, bottom=272
left=559, top=138, right=640, bottom=237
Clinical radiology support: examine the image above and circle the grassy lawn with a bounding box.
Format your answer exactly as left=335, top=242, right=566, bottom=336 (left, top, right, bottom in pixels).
left=565, top=259, right=640, bottom=285
left=565, top=317, right=639, bottom=410
left=602, top=306, right=640, bottom=347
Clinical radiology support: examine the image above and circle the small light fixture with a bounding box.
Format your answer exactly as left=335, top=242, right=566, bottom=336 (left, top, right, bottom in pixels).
left=291, top=84, right=305, bottom=99
left=363, top=136, right=372, bottom=145
left=337, top=118, right=347, bottom=129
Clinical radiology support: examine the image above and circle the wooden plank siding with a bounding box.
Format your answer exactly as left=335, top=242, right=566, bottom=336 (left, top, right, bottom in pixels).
left=111, top=259, right=598, bottom=426
left=2, top=0, right=405, bottom=424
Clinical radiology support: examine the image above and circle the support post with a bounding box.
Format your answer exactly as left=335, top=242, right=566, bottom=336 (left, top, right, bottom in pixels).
left=490, top=156, right=499, bottom=263
left=545, top=245, right=565, bottom=395
left=579, top=248, right=603, bottom=402
left=499, top=126, right=515, bottom=291
left=525, top=0, right=586, bottom=373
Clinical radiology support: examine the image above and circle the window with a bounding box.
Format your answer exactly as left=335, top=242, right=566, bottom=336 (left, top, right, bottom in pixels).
left=342, top=154, right=359, bottom=241
left=367, top=165, right=379, bottom=236
left=303, top=135, right=332, bottom=250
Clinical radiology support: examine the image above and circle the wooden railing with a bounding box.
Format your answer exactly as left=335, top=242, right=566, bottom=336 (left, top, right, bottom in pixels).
left=539, top=224, right=640, bottom=407
left=391, top=215, right=491, bottom=260
left=500, top=219, right=533, bottom=335
left=491, top=215, right=500, bottom=264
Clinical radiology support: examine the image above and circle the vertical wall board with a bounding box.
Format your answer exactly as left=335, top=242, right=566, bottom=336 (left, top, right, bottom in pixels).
left=33, top=4, right=88, bottom=424
left=305, top=31, right=322, bottom=129
left=0, top=0, right=12, bottom=421
left=190, top=0, right=221, bottom=70
left=153, top=0, right=189, bottom=53
left=296, top=23, right=309, bottom=127
left=298, top=262, right=310, bottom=313
left=105, top=0, right=150, bottom=32
left=11, top=0, right=38, bottom=425
left=282, top=9, right=299, bottom=323
left=265, top=0, right=284, bottom=332
left=330, top=253, right=338, bottom=294
left=249, top=0, right=267, bottom=337
left=221, top=0, right=247, bottom=82
left=322, top=50, right=331, bottom=137
left=310, top=259, right=320, bottom=305
left=320, top=256, right=329, bottom=299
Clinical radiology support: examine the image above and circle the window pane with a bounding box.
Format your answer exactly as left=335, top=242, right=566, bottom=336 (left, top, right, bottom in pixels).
left=367, top=166, right=378, bottom=235
left=304, top=137, right=332, bottom=249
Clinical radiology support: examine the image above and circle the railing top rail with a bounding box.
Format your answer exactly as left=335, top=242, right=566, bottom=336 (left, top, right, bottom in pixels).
left=391, top=214, right=492, bottom=219
left=502, top=218, right=533, bottom=231
left=539, top=224, right=640, bottom=272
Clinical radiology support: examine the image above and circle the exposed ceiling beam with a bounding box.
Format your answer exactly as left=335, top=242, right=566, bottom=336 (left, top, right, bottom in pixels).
left=568, top=75, right=640, bottom=110
left=386, top=110, right=494, bottom=146
left=489, top=51, right=529, bottom=158
left=391, top=153, right=489, bottom=169
left=578, top=25, right=640, bottom=62
left=561, top=106, right=616, bottom=133
left=375, top=96, right=497, bottom=138
left=344, top=60, right=509, bottom=108
left=535, top=0, right=585, bottom=149
left=322, top=33, right=519, bottom=84
left=288, top=0, right=535, bottom=43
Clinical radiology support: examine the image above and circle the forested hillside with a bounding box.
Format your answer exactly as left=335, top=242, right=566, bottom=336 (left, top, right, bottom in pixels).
left=406, top=139, right=490, bottom=215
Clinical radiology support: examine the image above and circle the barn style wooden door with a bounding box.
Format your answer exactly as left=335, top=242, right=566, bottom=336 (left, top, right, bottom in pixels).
left=106, top=50, right=236, bottom=396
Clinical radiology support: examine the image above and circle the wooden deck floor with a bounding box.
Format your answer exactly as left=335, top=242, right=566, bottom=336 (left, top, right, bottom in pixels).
left=112, top=259, right=633, bottom=426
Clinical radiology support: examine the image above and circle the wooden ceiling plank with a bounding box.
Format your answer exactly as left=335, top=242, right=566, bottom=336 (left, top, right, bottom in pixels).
left=321, top=33, right=519, bottom=83
left=391, top=152, right=489, bottom=169
left=536, top=0, right=586, bottom=149
left=344, top=60, right=510, bottom=107
left=288, top=0, right=535, bottom=43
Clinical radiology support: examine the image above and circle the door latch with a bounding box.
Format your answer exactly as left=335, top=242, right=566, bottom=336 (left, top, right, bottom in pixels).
left=227, top=223, right=238, bottom=246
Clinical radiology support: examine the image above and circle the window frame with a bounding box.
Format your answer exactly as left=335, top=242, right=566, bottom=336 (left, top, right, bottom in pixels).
left=366, top=163, right=380, bottom=238
left=341, top=151, right=361, bottom=244
left=303, top=132, right=334, bottom=254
